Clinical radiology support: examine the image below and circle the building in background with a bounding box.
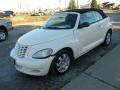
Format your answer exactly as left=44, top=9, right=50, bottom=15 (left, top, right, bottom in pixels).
left=0, top=0, right=119, bottom=12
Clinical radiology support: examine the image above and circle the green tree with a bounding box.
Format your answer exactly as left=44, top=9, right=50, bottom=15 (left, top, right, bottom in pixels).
left=68, top=0, right=77, bottom=10
left=91, top=0, right=98, bottom=8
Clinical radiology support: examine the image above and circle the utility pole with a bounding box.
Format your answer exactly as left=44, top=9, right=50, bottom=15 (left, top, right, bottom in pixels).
left=59, top=0, right=61, bottom=10
left=77, top=0, right=79, bottom=9
left=65, top=0, right=66, bottom=10
left=19, top=0, right=22, bottom=12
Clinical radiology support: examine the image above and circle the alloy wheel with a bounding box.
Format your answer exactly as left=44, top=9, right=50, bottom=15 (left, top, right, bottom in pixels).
left=56, top=53, right=70, bottom=73
left=0, top=31, right=6, bottom=41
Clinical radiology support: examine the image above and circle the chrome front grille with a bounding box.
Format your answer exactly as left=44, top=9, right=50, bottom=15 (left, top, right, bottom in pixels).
left=15, top=43, right=28, bottom=58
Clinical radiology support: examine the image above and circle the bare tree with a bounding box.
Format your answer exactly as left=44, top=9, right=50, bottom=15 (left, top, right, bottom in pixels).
left=68, top=0, right=77, bottom=10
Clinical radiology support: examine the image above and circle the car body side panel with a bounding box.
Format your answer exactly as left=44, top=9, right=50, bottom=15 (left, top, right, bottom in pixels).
left=101, top=17, right=112, bottom=38
left=27, top=33, right=80, bottom=59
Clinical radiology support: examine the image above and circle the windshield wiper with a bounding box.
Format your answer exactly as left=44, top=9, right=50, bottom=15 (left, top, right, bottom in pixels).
left=43, top=26, right=60, bottom=29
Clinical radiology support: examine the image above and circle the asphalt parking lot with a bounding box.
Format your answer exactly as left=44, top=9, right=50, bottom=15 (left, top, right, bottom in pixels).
left=0, top=13, right=120, bottom=90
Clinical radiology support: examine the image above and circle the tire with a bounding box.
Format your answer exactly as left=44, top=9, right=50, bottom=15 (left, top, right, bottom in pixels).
left=50, top=50, right=73, bottom=75
left=103, top=30, right=112, bottom=46
left=0, top=29, right=7, bottom=42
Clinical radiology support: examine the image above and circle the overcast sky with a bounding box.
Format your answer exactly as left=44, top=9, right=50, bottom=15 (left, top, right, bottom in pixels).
left=0, top=0, right=119, bottom=12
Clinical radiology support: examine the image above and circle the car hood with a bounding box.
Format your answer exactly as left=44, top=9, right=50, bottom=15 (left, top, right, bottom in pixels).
left=18, top=28, right=73, bottom=46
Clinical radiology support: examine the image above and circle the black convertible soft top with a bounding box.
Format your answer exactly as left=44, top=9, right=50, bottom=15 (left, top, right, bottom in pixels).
left=64, top=8, right=107, bottom=19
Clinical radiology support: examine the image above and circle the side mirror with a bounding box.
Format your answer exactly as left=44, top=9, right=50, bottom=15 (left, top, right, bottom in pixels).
left=78, top=22, right=90, bottom=28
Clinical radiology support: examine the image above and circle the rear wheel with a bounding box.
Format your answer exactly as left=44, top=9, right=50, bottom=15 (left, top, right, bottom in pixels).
left=0, top=29, right=7, bottom=41
left=50, top=50, right=73, bottom=75
left=103, top=30, right=112, bottom=46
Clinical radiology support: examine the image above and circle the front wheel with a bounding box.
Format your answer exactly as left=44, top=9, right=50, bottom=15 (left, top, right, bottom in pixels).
left=103, top=31, right=112, bottom=46
left=50, top=50, right=73, bottom=75
left=0, top=29, right=7, bottom=42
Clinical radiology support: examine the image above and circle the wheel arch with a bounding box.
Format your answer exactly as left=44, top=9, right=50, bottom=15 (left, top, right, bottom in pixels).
left=108, top=28, right=112, bottom=35
left=55, top=47, right=75, bottom=59
left=0, top=26, right=8, bottom=35
left=49, top=47, right=74, bottom=75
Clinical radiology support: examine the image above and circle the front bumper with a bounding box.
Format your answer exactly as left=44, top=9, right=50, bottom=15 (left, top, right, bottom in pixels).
left=10, top=49, right=54, bottom=76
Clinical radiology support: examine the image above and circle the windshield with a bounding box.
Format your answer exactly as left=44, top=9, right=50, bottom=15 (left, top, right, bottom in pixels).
left=42, top=13, right=77, bottom=30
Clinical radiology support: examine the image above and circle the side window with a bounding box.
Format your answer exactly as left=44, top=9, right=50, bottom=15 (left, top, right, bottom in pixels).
left=93, top=11, right=103, bottom=21
left=79, top=11, right=103, bottom=25
left=79, top=11, right=96, bottom=25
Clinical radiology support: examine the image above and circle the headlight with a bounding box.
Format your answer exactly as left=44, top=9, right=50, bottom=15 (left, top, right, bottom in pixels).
left=32, top=48, right=53, bottom=59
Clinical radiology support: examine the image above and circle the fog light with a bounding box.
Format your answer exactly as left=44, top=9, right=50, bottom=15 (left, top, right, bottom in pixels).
left=31, top=70, right=40, bottom=73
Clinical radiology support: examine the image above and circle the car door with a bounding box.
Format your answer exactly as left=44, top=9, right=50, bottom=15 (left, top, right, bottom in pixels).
left=74, top=11, right=100, bottom=54
left=92, top=11, right=105, bottom=41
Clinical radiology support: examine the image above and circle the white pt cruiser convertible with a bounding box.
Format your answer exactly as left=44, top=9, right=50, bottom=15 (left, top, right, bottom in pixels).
left=10, top=9, right=112, bottom=76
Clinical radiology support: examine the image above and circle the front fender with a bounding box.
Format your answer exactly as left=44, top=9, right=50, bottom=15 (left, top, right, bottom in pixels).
left=28, top=34, right=80, bottom=59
